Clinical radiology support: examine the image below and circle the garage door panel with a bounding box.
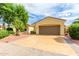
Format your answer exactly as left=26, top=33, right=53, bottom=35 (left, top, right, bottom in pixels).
left=39, top=26, right=60, bottom=35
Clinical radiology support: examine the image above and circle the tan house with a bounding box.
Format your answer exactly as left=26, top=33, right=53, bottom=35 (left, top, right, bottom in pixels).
left=0, top=24, right=4, bottom=30
left=28, top=16, right=66, bottom=35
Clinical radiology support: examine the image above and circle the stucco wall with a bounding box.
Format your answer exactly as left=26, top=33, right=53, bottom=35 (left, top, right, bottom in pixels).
left=34, top=17, right=65, bottom=35
left=28, top=26, right=34, bottom=34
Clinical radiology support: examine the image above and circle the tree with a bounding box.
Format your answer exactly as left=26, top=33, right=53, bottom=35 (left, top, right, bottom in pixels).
left=68, top=23, right=79, bottom=39
left=12, top=4, right=28, bottom=34
left=0, top=3, right=14, bottom=28
left=68, top=18, right=79, bottom=40
left=14, top=4, right=28, bottom=31
left=2, top=4, right=15, bottom=27
left=0, top=3, right=6, bottom=18
left=0, top=3, right=6, bottom=29
left=12, top=17, right=24, bottom=35
left=0, top=3, right=29, bottom=35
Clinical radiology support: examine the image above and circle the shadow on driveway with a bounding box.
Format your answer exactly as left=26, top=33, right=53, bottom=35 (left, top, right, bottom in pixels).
left=54, top=36, right=65, bottom=43
left=54, top=36, right=74, bottom=44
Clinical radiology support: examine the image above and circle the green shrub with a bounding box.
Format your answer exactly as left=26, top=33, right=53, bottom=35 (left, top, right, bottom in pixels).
left=68, top=23, right=79, bottom=40
left=8, top=31, right=14, bottom=34
left=31, top=31, right=36, bottom=34
left=0, top=30, right=10, bottom=39
left=12, top=17, right=25, bottom=32
left=6, top=27, right=13, bottom=31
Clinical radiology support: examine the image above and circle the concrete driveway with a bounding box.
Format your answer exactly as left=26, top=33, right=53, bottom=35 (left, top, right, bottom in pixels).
left=12, top=35, right=77, bottom=56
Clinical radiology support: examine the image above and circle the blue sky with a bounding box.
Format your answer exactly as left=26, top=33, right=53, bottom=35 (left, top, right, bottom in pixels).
left=22, top=3, right=79, bottom=26
left=0, top=3, right=79, bottom=26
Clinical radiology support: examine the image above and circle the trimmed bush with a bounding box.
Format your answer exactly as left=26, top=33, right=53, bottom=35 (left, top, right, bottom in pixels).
left=0, top=30, right=10, bottom=39
left=68, top=23, right=79, bottom=40
left=0, top=30, right=14, bottom=39
left=6, top=27, right=14, bottom=34
left=8, top=31, right=14, bottom=34
left=6, top=27, right=13, bottom=31
left=31, top=31, right=36, bottom=34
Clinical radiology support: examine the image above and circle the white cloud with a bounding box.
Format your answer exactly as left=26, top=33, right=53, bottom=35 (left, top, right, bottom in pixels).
left=23, top=3, right=59, bottom=16
left=24, top=3, right=79, bottom=17
left=58, top=12, right=72, bottom=17
left=58, top=4, right=79, bottom=17
left=61, top=16, right=79, bottom=22
left=73, top=4, right=79, bottom=11
left=22, top=3, right=79, bottom=25
left=61, top=16, right=79, bottom=25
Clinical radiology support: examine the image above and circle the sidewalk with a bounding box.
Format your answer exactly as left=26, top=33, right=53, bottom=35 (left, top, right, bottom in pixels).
left=65, top=36, right=79, bottom=55
left=66, top=35, right=79, bottom=46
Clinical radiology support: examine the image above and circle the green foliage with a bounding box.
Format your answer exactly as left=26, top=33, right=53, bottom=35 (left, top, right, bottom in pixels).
left=12, top=17, right=25, bottom=32
left=31, top=31, right=36, bottom=34
left=0, top=4, right=14, bottom=23
left=8, top=31, right=14, bottom=34
left=73, top=18, right=79, bottom=24
left=0, top=30, right=10, bottom=39
left=0, top=3, right=6, bottom=17
left=14, top=4, right=28, bottom=28
left=68, top=23, right=79, bottom=40
left=0, top=3, right=29, bottom=35
left=6, top=27, right=14, bottom=34
left=0, top=29, right=14, bottom=39
left=0, top=3, right=28, bottom=26
left=6, top=27, right=13, bottom=31
left=0, top=3, right=14, bottom=29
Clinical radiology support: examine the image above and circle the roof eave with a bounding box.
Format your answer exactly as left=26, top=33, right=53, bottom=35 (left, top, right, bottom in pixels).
left=31, top=16, right=66, bottom=26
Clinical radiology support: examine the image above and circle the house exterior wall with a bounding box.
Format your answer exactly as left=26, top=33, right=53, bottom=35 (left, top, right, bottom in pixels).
left=28, top=26, right=34, bottom=34
left=34, top=17, right=65, bottom=35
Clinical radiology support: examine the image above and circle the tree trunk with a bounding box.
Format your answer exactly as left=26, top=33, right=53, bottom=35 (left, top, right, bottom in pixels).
left=8, top=24, right=10, bottom=28
left=15, top=28, right=19, bottom=36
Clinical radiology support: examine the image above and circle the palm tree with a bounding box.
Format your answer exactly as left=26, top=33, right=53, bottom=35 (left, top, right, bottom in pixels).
left=14, top=4, right=28, bottom=31
left=11, top=4, right=28, bottom=35
left=12, top=17, right=24, bottom=35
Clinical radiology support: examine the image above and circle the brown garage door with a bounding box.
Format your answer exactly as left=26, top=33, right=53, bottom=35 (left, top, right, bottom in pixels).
left=39, top=26, right=60, bottom=35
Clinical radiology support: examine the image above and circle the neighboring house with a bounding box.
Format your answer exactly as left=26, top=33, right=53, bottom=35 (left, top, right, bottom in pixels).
left=0, top=25, right=2, bottom=30
left=64, top=26, right=69, bottom=33
left=0, top=24, right=12, bottom=30
left=27, top=24, right=34, bottom=34
left=28, top=16, right=66, bottom=35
